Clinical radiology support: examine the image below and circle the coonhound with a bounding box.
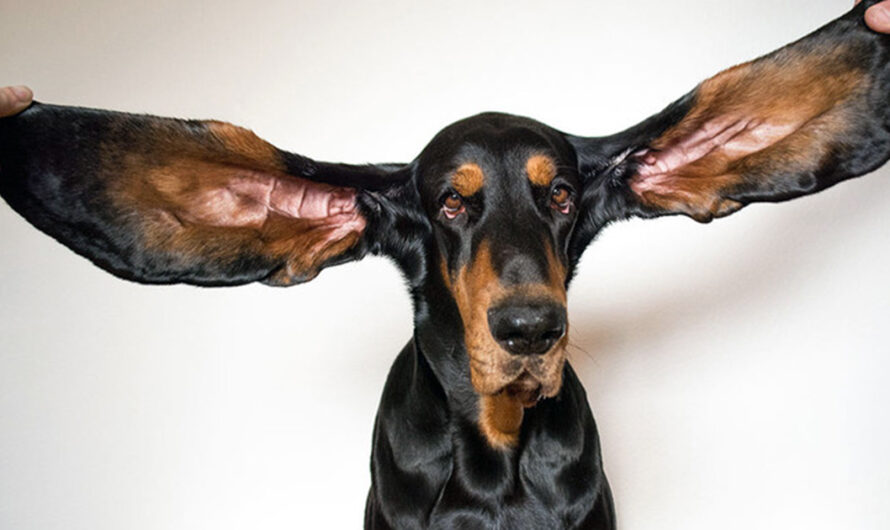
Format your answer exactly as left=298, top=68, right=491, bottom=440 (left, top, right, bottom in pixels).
left=1, top=3, right=888, bottom=528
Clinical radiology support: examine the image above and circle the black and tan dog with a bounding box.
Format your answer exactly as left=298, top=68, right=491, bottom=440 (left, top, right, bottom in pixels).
left=1, top=3, right=888, bottom=528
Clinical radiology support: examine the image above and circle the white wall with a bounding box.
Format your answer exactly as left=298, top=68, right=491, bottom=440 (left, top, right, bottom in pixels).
left=1, top=1, right=888, bottom=528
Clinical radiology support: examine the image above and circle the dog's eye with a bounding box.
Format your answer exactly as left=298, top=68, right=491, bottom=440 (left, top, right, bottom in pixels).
left=550, top=185, right=573, bottom=214
left=441, top=191, right=465, bottom=219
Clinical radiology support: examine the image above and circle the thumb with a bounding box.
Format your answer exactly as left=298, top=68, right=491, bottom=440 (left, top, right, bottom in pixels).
left=0, top=86, right=33, bottom=118
left=865, top=1, right=890, bottom=33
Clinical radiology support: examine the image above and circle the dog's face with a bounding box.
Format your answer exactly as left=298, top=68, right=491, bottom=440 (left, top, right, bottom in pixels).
left=416, top=113, right=580, bottom=408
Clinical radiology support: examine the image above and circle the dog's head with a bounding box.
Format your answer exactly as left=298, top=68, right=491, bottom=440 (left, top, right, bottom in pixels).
left=416, top=114, right=576, bottom=410
left=0, top=8, right=882, bottom=448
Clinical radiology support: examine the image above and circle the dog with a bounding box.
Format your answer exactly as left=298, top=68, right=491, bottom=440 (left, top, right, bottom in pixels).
left=1, top=3, right=887, bottom=528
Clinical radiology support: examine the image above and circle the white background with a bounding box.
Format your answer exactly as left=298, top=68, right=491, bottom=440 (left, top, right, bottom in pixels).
left=1, top=1, right=888, bottom=528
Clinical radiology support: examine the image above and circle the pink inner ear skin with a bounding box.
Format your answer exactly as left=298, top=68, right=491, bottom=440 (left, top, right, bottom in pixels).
left=182, top=170, right=364, bottom=232
left=226, top=172, right=357, bottom=221
left=268, top=176, right=358, bottom=219
left=631, top=116, right=797, bottom=195
left=146, top=166, right=367, bottom=285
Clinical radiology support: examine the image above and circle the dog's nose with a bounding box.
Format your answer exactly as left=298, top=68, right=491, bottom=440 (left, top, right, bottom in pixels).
left=488, top=302, right=566, bottom=356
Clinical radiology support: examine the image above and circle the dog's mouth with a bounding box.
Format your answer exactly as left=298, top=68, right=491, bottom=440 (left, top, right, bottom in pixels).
left=503, top=372, right=543, bottom=408
left=472, top=346, right=566, bottom=448
left=469, top=343, right=567, bottom=407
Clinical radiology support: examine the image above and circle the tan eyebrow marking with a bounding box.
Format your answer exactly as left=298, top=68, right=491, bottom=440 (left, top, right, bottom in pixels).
left=526, top=154, right=557, bottom=187
left=451, top=163, right=485, bottom=196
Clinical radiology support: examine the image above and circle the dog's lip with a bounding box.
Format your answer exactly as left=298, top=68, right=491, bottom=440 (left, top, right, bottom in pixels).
left=503, top=372, right=543, bottom=408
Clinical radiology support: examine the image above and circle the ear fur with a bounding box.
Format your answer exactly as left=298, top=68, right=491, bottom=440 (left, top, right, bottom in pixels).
left=0, top=103, right=411, bottom=286
left=570, top=1, right=890, bottom=247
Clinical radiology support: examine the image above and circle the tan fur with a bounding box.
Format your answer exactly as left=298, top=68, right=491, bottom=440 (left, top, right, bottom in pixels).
left=632, top=42, right=868, bottom=221
left=526, top=154, right=557, bottom=187
left=206, top=121, right=283, bottom=168
left=452, top=163, right=485, bottom=196
left=479, top=393, right=525, bottom=449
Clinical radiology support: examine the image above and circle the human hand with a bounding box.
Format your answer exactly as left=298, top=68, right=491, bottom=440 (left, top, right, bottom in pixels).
left=858, top=0, right=890, bottom=32
left=0, top=86, right=33, bottom=118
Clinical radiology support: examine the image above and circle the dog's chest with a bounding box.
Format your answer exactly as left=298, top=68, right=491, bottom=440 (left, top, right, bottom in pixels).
left=421, top=451, right=595, bottom=530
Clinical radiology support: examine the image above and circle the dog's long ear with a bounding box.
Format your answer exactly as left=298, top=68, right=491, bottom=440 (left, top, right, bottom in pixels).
left=569, top=1, right=890, bottom=257
left=0, top=103, right=414, bottom=286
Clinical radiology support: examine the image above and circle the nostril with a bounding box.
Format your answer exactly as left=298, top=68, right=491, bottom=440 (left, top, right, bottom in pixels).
left=541, top=327, right=566, bottom=344
left=488, top=302, right=567, bottom=356
left=501, top=332, right=528, bottom=354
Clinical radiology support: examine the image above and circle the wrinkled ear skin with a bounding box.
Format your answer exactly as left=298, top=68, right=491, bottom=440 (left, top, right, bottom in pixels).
left=569, top=1, right=890, bottom=262
left=0, top=103, right=416, bottom=286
